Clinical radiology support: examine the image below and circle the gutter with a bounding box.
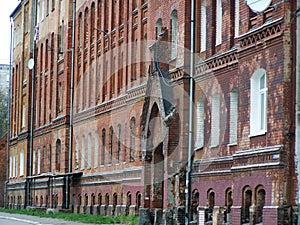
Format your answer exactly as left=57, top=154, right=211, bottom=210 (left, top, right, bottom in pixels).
left=66, top=0, right=77, bottom=209
left=296, top=0, right=300, bottom=223
left=185, top=0, right=195, bottom=224
left=5, top=17, right=14, bottom=209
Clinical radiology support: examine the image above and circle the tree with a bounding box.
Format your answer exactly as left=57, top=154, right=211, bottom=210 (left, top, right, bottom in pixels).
left=0, top=87, right=8, bottom=137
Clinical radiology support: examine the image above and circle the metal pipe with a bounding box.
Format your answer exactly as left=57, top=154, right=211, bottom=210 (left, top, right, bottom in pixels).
left=28, top=0, right=38, bottom=207
left=66, top=0, right=77, bottom=209
left=5, top=17, right=14, bottom=209
left=185, top=0, right=195, bottom=224
left=296, top=0, right=300, bottom=223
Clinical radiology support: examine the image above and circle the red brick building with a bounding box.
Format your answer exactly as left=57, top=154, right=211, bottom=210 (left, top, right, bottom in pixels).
left=7, top=0, right=299, bottom=224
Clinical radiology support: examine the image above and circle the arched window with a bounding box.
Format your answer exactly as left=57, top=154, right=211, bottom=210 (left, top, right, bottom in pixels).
left=113, top=193, right=118, bottom=216
left=242, top=186, right=252, bottom=223
left=55, top=139, right=61, bottom=171
left=78, top=12, right=83, bottom=47
left=101, top=129, right=106, bottom=165
left=206, top=189, right=215, bottom=222
left=130, top=117, right=136, bottom=162
left=136, top=192, right=141, bottom=214
left=98, top=193, right=102, bottom=205
left=156, top=19, right=162, bottom=39
left=126, top=192, right=132, bottom=215
left=225, top=188, right=233, bottom=223
left=191, top=190, right=199, bottom=221
left=91, top=2, right=96, bottom=43
left=255, top=186, right=265, bottom=224
left=250, top=69, right=268, bottom=136
left=171, top=10, right=178, bottom=59
left=81, top=135, right=85, bottom=169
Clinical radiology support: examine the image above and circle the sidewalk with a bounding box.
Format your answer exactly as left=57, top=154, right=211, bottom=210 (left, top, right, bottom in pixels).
left=0, top=212, right=124, bottom=225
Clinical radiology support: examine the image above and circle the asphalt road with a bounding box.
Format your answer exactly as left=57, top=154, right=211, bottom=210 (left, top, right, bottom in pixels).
left=0, top=212, right=119, bottom=225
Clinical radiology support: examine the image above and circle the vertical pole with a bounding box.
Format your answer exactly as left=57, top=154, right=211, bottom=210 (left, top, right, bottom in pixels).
left=185, top=0, right=195, bottom=224
left=296, top=1, right=300, bottom=224
left=66, top=0, right=76, bottom=209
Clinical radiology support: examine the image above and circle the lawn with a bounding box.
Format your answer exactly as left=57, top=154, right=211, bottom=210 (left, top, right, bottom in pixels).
left=0, top=208, right=138, bottom=225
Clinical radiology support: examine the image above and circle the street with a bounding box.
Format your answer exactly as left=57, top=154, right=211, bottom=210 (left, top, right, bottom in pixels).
left=0, top=212, right=115, bottom=225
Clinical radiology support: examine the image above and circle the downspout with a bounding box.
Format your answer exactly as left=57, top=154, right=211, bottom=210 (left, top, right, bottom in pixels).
left=296, top=0, right=300, bottom=223
left=185, top=0, right=195, bottom=224
left=28, top=0, right=38, bottom=207
left=66, top=0, right=76, bottom=209
left=5, top=17, right=14, bottom=209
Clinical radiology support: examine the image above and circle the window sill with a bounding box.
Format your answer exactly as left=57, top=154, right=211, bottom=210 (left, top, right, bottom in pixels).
left=249, top=130, right=267, bottom=138
left=227, top=142, right=237, bottom=147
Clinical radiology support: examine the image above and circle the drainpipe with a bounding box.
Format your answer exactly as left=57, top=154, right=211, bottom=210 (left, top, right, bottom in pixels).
left=28, top=0, right=38, bottom=207
left=66, top=0, right=76, bottom=209
left=185, top=0, right=195, bottom=224
left=296, top=0, right=300, bottom=223
left=5, top=17, right=14, bottom=209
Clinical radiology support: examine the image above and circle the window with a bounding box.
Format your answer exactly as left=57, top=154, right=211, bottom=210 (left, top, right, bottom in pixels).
left=59, top=20, right=65, bottom=54
left=9, top=155, right=12, bottom=178
left=211, top=94, right=220, bottom=146
left=195, top=99, right=204, bottom=148
left=216, top=0, right=222, bottom=45
left=201, top=0, right=207, bottom=52
left=117, top=125, right=121, bottom=163
left=234, top=0, right=239, bottom=37
left=33, top=150, right=36, bottom=175
left=229, top=89, right=238, bottom=144
left=75, top=137, right=79, bottom=169
left=156, top=19, right=162, bottom=39
left=81, top=135, right=85, bottom=169
left=56, top=139, right=61, bottom=171
left=130, top=117, right=136, bottom=162
left=94, top=131, right=99, bottom=168
left=52, top=0, right=55, bottom=11
left=37, top=149, right=41, bottom=174
left=20, top=150, right=25, bottom=176
left=250, top=69, right=268, bottom=136
left=22, top=103, right=26, bottom=128
left=101, top=129, right=106, bottom=165
left=88, top=133, right=92, bottom=168
left=109, top=127, right=114, bottom=164
left=41, top=0, right=45, bottom=20
left=171, top=10, right=178, bottom=59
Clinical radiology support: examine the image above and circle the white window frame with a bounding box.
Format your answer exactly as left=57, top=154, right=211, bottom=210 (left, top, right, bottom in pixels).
left=94, top=131, right=99, bottom=168
left=234, top=0, right=239, bottom=37
left=201, top=0, right=207, bottom=52
left=37, top=149, right=41, bottom=174
left=195, top=99, right=205, bottom=148
left=81, top=136, right=85, bottom=170
left=216, top=0, right=222, bottom=46
left=229, top=89, right=238, bottom=144
left=20, top=149, right=25, bottom=176
left=211, top=93, right=220, bottom=147
left=171, top=10, right=178, bottom=59
left=88, top=133, right=92, bottom=169
left=250, top=69, right=268, bottom=136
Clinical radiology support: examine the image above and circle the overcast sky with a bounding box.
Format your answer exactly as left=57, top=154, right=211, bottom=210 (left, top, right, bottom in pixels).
left=0, top=0, right=21, bottom=65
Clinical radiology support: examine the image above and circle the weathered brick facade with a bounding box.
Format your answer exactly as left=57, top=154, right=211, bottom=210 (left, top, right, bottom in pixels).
left=7, top=0, right=298, bottom=224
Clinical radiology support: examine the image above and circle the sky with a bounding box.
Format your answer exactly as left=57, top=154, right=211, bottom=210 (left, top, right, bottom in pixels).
left=0, top=0, right=21, bottom=65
